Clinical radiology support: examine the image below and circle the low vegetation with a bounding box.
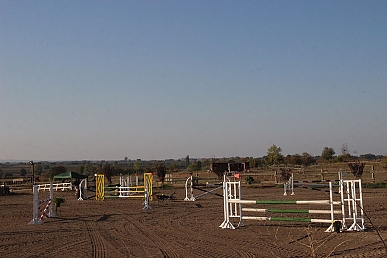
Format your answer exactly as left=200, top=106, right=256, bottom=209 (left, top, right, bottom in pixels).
left=1, top=144, right=386, bottom=186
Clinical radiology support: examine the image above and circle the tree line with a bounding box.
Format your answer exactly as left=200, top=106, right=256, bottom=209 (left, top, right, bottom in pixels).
left=1, top=144, right=386, bottom=180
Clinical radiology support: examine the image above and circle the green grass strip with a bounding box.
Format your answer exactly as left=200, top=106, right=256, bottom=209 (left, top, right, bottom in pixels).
left=267, top=209, right=309, bottom=213
left=270, top=217, right=312, bottom=222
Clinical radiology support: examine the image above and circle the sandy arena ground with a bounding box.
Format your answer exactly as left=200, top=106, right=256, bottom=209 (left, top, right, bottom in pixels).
left=0, top=184, right=386, bottom=258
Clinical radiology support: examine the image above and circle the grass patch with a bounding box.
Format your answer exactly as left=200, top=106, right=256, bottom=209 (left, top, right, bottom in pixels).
left=362, top=182, right=386, bottom=188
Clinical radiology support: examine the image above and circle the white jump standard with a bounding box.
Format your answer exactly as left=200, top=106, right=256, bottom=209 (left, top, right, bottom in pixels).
left=29, top=183, right=56, bottom=225
left=283, top=173, right=294, bottom=196
left=78, top=178, right=88, bottom=201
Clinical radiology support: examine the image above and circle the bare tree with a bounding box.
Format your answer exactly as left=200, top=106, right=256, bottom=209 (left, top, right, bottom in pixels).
left=348, top=161, right=365, bottom=178
left=280, top=168, right=292, bottom=182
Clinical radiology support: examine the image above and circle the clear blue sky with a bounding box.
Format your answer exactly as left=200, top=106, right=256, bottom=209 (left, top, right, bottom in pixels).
left=1, top=1, right=386, bottom=161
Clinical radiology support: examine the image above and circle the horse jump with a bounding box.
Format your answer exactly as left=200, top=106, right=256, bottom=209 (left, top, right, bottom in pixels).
left=184, top=175, right=223, bottom=201
left=118, top=173, right=153, bottom=199
left=221, top=176, right=365, bottom=232
left=284, top=172, right=343, bottom=196
left=29, top=183, right=56, bottom=225
left=95, top=173, right=152, bottom=209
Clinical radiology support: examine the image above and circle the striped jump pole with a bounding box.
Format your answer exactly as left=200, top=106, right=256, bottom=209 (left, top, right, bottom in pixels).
left=242, top=217, right=334, bottom=224
left=193, top=185, right=223, bottom=199
left=230, top=199, right=341, bottom=205
left=242, top=208, right=342, bottom=214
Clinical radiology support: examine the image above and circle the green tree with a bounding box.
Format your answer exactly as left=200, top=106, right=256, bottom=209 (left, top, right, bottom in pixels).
left=187, top=163, right=198, bottom=173
left=360, top=153, right=377, bottom=160
left=3, top=172, right=12, bottom=179
left=284, top=154, right=302, bottom=165
left=78, top=164, right=85, bottom=174
left=100, top=163, right=114, bottom=185
left=84, top=164, right=96, bottom=176
left=134, top=162, right=141, bottom=173
left=46, top=165, right=67, bottom=179
left=382, top=156, right=387, bottom=168
left=249, top=157, right=263, bottom=168
left=35, top=163, right=43, bottom=176
left=168, top=162, right=178, bottom=173
left=265, top=144, right=284, bottom=165
left=196, top=160, right=202, bottom=171
left=201, top=158, right=211, bottom=170
left=301, top=152, right=315, bottom=166
left=185, top=155, right=190, bottom=168
left=20, top=168, right=27, bottom=176
left=336, top=154, right=351, bottom=162
left=321, top=147, right=335, bottom=161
